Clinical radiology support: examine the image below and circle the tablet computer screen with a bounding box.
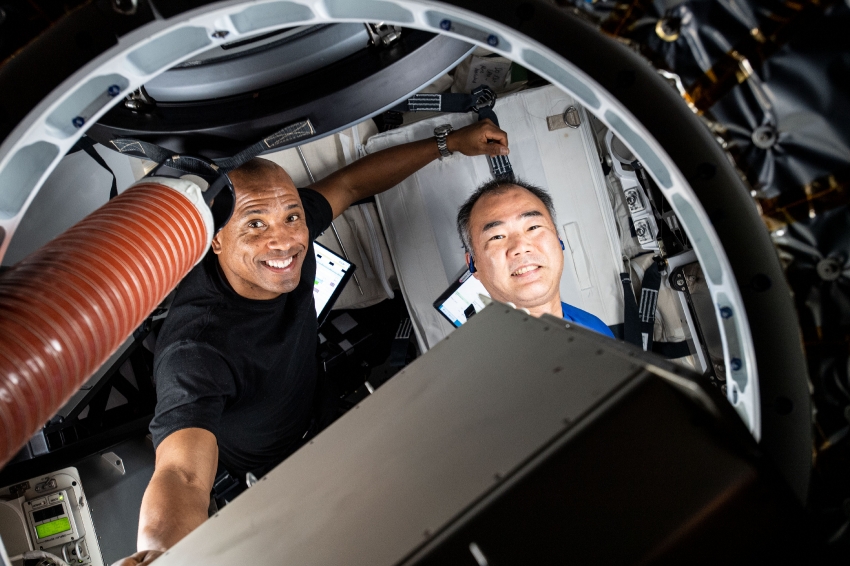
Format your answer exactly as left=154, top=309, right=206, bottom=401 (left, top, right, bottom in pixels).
left=433, top=269, right=490, bottom=327
left=314, top=241, right=355, bottom=325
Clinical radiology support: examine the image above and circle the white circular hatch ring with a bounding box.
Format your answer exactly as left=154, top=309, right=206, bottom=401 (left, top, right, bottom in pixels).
left=0, top=0, right=760, bottom=439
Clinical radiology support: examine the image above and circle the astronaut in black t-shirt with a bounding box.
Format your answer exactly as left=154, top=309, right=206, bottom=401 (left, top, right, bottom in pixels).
left=118, top=120, right=509, bottom=566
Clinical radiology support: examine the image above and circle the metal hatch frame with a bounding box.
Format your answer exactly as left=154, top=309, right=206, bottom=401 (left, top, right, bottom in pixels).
left=0, top=0, right=811, bottom=503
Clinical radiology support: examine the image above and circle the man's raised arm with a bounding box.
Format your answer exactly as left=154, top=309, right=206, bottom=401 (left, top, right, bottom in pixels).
left=310, top=119, right=509, bottom=219
left=115, top=428, right=218, bottom=566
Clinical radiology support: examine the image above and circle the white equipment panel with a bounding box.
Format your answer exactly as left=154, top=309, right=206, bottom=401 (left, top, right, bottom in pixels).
left=0, top=467, right=104, bottom=566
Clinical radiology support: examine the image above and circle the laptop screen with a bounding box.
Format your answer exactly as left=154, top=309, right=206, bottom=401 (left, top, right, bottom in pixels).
left=314, top=241, right=355, bottom=325
left=433, top=269, right=491, bottom=327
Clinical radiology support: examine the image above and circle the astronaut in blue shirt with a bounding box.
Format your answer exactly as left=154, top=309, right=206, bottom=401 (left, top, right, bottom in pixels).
left=456, top=178, right=614, bottom=338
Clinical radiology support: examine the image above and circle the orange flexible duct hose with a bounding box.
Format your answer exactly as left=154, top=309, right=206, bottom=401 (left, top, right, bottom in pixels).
left=0, top=178, right=213, bottom=468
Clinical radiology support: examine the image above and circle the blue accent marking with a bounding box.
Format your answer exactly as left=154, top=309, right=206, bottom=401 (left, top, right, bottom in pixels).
left=45, top=74, right=129, bottom=138
left=426, top=11, right=511, bottom=51
left=718, top=292, right=748, bottom=393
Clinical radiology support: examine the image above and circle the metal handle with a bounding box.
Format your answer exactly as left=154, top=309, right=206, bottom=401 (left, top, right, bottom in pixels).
left=297, top=146, right=363, bottom=295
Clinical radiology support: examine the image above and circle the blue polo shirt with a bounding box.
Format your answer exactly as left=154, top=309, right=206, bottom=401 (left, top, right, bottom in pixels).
left=562, top=302, right=614, bottom=338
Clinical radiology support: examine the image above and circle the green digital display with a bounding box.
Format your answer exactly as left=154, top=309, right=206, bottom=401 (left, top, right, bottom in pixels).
left=35, top=517, right=71, bottom=539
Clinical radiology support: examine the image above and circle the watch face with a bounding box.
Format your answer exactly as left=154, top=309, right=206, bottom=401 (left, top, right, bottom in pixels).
left=434, top=124, right=452, bottom=135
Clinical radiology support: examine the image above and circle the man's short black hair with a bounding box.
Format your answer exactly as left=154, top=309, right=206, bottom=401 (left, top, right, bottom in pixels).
left=456, top=177, right=557, bottom=253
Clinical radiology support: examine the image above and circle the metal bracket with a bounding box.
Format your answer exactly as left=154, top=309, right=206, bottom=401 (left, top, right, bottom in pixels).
left=34, top=478, right=57, bottom=493
left=124, top=86, right=155, bottom=111
left=546, top=106, right=581, bottom=130
left=669, top=265, right=688, bottom=292
left=102, top=452, right=126, bottom=475
left=365, top=23, right=402, bottom=47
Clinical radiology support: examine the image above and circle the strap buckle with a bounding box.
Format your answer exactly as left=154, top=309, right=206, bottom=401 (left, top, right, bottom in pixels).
left=471, top=86, right=496, bottom=112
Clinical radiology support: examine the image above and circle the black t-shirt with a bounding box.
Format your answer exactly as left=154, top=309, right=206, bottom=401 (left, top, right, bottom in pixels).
left=150, top=188, right=333, bottom=477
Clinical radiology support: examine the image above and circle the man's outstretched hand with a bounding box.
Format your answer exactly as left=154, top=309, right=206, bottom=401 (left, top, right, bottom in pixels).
left=115, top=550, right=164, bottom=566
left=447, top=119, right=509, bottom=157
left=309, top=116, right=510, bottom=219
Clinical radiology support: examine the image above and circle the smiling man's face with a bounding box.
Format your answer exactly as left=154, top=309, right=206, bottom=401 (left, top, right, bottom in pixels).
left=211, top=160, right=309, bottom=300
left=467, top=186, right=564, bottom=316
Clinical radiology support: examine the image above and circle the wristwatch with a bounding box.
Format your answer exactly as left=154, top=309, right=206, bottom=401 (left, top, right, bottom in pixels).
left=434, top=124, right=453, bottom=158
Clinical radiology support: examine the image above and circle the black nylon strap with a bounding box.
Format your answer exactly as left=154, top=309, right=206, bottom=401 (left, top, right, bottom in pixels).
left=623, top=264, right=688, bottom=358
left=166, top=155, right=221, bottom=179
left=110, top=119, right=317, bottom=175
left=651, top=340, right=691, bottom=359
left=622, top=259, right=663, bottom=352
left=389, top=86, right=499, bottom=115
left=215, top=119, right=316, bottom=172
left=106, top=139, right=237, bottom=233
left=392, top=87, right=512, bottom=181
left=476, top=104, right=499, bottom=126
left=467, top=88, right=514, bottom=182
left=478, top=106, right=514, bottom=181
left=71, top=137, right=118, bottom=199
left=389, top=92, right=481, bottom=113
left=109, top=138, right=173, bottom=164
left=637, top=260, right=662, bottom=352
left=621, top=272, right=642, bottom=347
